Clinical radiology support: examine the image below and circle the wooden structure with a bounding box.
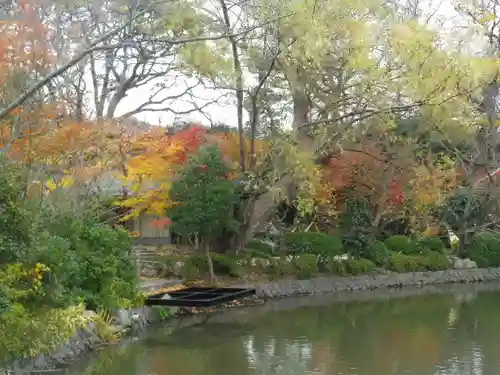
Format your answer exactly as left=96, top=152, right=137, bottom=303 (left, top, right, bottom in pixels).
left=145, top=287, right=256, bottom=307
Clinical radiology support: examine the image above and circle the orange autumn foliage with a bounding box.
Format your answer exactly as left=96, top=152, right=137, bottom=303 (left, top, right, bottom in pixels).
left=119, top=124, right=265, bottom=219
left=322, top=143, right=407, bottom=209
left=214, top=131, right=268, bottom=169
left=119, top=125, right=210, bottom=217
left=0, top=0, right=54, bottom=87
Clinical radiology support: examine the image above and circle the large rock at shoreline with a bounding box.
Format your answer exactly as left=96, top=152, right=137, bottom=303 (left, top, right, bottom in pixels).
left=449, top=256, right=477, bottom=269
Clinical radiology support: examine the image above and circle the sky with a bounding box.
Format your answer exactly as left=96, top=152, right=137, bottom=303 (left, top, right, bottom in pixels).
left=111, top=74, right=245, bottom=127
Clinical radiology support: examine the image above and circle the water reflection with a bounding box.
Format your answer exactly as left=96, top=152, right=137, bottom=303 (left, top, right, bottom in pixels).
left=69, top=285, right=500, bottom=375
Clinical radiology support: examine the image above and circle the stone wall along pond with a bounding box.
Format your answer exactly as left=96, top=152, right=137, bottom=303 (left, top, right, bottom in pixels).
left=256, top=267, right=500, bottom=298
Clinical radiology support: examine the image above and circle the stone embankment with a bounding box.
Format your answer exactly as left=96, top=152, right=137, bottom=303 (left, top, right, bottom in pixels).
left=255, top=267, right=500, bottom=298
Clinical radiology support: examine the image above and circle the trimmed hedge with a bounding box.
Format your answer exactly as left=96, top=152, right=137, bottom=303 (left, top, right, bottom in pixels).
left=282, top=232, right=343, bottom=258
left=344, top=258, right=375, bottom=275
left=387, top=251, right=450, bottom=272
left=384, top=235, right=421, bottom=255
left=363, top=241, right=390, bottom=266
left=184, top=254, right=241, bottom=277
left=467, top=231, right=500, bottom=267
left=246, top=239, right=275, bottom=255
left=293, top=254, right=319, bottom=279
left=418, top=236, right=445, bottom=253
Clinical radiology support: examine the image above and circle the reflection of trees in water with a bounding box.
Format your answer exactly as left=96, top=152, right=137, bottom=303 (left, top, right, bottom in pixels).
left=72, top=290, right=500, bottom=375
left=238, top=292, right=500, bottom=375
left=243, top=336, right=313, bottom=375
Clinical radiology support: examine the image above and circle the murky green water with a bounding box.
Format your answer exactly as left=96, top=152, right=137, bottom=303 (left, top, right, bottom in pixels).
left=75, top=284, right=500, bottom=375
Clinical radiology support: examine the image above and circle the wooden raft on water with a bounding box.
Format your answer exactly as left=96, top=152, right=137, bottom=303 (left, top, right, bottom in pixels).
left=145, top=286, right=256, bottom=307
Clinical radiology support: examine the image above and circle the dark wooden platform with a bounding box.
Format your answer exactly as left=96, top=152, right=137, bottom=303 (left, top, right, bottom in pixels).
left=145, top=287, right=256, bottom=307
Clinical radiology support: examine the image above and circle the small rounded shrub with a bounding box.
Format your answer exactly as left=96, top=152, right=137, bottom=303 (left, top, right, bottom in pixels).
left=467, top=231, right=500, bottom=267
left=185, top=254, right=241, bottom=277
left=246, top=239, right=275, bottom=255
left=419, top=251, right=451, bottom=271
left=418, top=236, right=445, bottom=253
left=179, top=262, right=201, bottom=281
left=387, top=252, right=421, bottom=272
left=344, top=258, right=375, bottom=275
left=242, top=247, right=273, bottom=260
left=364, top=241, right=390, bottom=266
left=387, top=250, right=450, bottom=272
left=326, top=259, right=347, bottom=275
left=266, top=257, right=295, bottom=277
left=282, top=232, right=343, bottom=258
left=384, top=235, right=421, bottom=255
left=294, top=254, right=318, bottom=279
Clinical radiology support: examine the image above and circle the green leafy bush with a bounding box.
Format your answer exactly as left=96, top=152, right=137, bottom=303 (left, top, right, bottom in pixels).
left=387, top=252, right=420, bottom=272
left=242, top=248, right=273, bottom=260
left=326, top=260, right=347, bottom=276
left=384, top=235, right=421, bottom=255
left=246, top=239, right=275, bottom=255
left=467, top=231, right=500, bottom=267
left=185, top=254, right=240, bottom=277
left=418, top=251, right=451, bottom=271
left=42, top=220, right=139, bottom=310
left=266, top=257, right=295, bottom=277
left=0, top=304, right=88, bottom=364
left=282, top=232, right=343, bottom=258
left=418, top=236, right=445, bottom=253
left=179, top=262, right=201, bottom=281
left=339, top=196, right=374, bottom=256
left=344, top=258, right=375, bottom=275
left=363, top=241, right=390, bottom=266
left=294, top=254, right=318, bottom=279
left=0, top=158, right=141, bottom=362
left=387, top=251, right=450, bottom=272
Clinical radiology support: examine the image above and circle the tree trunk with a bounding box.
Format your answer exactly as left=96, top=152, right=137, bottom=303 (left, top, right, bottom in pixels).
left=204, top=241, right=216, bottom=285
left=219, top=0, right=246, bottom=172
left=236, top=76, right=312, bottom=248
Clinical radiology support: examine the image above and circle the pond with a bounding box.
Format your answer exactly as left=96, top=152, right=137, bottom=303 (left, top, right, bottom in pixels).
left=73, top=283, right=500, bottom=375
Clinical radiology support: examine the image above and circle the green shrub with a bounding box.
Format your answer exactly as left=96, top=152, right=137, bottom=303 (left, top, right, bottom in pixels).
left=387, top=251, right=450, bottom=272
left=185, top=254, right=240, bottom=277
left=179, top=262, right=201, bottom=281
left=294, top=254, right=318, bottom=279
left=282, top=232, right=343, bottom=258
left=327, top=260, right=347, bottom=276
left=212, top=254, right=240, bottom=277
left=246, top=239, right=275, bottom=255
left=387, top=252, right=421, bottom=272
left=43, top=221, right=139, bottom=310
left=467, top=231, right=500, bottom=267
left=266, top=257, right=295, bottom=277
left=384, top=235, right=421, bottom=255
left=344, top=258, right=375, bottom=275
left=418, top=236, right=445, bottom=253
left=363, top=241, right=390, bottom=266
left=243, top=248, right=273, bottom=260
left=154, top=255, right=179, bottom=277
left=419, top=251, right=451, bottom=271
left=0, top=304, right=88, bottom=365
left=0, top=158, right=140, bottom=362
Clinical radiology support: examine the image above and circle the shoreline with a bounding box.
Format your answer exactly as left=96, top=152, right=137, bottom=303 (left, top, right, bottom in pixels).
left=6, top=267, right=500, bottom=373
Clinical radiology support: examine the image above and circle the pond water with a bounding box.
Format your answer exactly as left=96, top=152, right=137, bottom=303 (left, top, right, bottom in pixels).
left=74, top=284, right=500, bottom=375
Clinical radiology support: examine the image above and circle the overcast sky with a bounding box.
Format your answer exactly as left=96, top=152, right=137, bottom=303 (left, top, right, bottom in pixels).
left=105, top=0, right=465, bottom=127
